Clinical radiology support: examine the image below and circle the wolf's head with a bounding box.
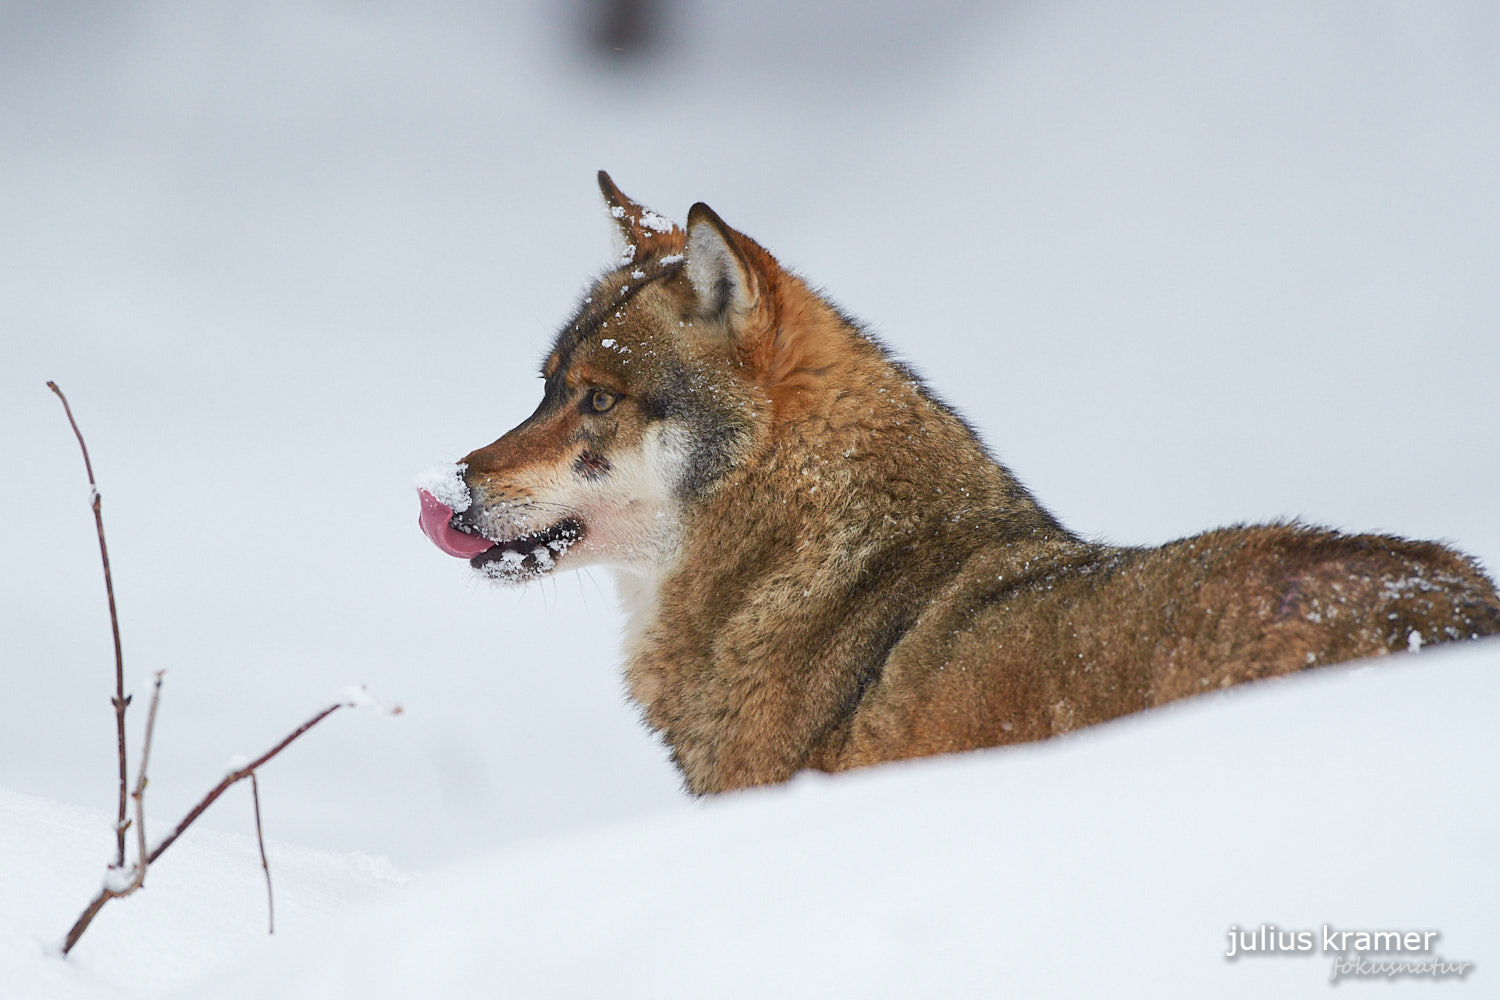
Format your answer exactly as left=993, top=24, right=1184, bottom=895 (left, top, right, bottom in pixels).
left=417, top=172, right=847, bottom=584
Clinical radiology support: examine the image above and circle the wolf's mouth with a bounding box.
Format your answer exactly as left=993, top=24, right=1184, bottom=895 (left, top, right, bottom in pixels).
left=468, top=519, right=584, bottom=578
left=418, top=488, right=583, bottom=580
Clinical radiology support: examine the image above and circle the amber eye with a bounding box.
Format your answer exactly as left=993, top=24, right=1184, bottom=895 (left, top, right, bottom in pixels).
left=589, top=389, right=618, bottom=413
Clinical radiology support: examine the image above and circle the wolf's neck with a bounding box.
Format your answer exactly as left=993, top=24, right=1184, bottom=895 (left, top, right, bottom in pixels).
left=611, top=562, right=672, bottom=665
left=612, top=342, right=1082, bottom=793
left=758, top=343, right=1072, bottom=550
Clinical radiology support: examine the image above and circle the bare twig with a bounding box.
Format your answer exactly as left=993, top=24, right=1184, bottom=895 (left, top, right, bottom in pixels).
left=60, top=672, right=164, bottom=955
left=130, top=672, right=164, bottom=889
left=47, top=380, right=131, bottom=870
left=60, top=696, right=388, bottom=955
left=47, top=386, right=405, bottom=956
left=147, top=702, right=344, bottom=866
left=250, top=772, right=274, bottom=935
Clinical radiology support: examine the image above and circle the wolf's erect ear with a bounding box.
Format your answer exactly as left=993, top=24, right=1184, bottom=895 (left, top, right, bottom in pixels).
left=597, top=170, right=682, bottom=264
left=684, top=202, right=763, bottom=322
left=685, top=202, right=826, bottom=401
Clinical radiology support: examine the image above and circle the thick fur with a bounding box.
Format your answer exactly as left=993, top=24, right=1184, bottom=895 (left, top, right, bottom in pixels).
left=444, top=173, right=1500, bottom=795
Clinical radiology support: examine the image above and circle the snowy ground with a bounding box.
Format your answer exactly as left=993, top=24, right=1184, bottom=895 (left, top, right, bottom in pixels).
left=8, top=640, right=1496, bottom=999
left=0, top=787, right=407, bottom=999
left=196, top=640, right=1497, bottom=999
left=3, top=1, right=1498, bottom=997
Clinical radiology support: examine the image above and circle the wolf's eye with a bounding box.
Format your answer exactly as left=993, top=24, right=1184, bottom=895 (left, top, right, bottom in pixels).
left=588, top=389, right=618, bottom=413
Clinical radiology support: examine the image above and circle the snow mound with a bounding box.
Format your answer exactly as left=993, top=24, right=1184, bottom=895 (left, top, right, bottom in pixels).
left=0, top=788, right=407, bottom=1000
left=183, top=640, right=1500, bottom=999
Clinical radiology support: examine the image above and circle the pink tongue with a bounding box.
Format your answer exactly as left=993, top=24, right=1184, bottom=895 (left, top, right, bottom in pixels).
left=417, top=490, right=495, bottom=559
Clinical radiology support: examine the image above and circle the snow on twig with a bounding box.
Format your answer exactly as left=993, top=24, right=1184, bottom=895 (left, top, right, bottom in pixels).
left=60, top=672, right=164, bottom=955
left=337, top=684, right=404, bottom=715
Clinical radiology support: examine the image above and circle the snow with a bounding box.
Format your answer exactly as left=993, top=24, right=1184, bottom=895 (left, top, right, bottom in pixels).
left=472, top=525, right=582, bottom=583
left=638, top=210, right=675, bottom=233
left=101, top=867, right=138, bottom=895
left=411, top=464, right=471, bottom=514
left=4, top=1, right=1499, bottom=998
left=334, top=685, right=401, bottom=715
left=0, top=787, right=406, bottom=1000
left=7, top=641, right=1493, bottom=999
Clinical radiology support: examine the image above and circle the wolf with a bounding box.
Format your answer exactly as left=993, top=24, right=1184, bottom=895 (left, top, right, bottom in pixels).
left=417, top=172, right=1500, bottom=794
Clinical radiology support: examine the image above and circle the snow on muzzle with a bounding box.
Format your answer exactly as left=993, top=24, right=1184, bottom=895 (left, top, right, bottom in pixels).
left=415, top=481, right=582, bottom=581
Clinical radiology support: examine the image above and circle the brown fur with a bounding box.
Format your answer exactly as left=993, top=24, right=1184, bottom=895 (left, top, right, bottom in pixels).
left=450, top=174, right=1500, bottom=795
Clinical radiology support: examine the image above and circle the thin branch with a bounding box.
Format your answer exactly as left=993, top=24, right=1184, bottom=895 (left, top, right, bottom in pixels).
left=147, top=702, right=344, bottom=865
left=130, top=672, right=164, bottom=889
left=47, top=380, right=131, bottom=870
left=48, top=384, right=404, bottom=957
left=250, top=772, right=274, bottom=935
left=61, top=698, right=361, bottom=955
left=61, top=673, right=164, bottom=955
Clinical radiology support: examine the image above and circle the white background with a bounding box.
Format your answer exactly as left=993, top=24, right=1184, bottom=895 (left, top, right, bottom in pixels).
left=3, top=0, right=1496, bottom=875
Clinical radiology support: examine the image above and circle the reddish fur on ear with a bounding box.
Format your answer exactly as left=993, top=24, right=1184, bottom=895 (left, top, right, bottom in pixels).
left=758, top=283, right=844, bottom=413
left=744, top=271, right=841, bottom=410
left=684, top=205, right=843, bottom=414
left=598, top=170, right=684, bottom=261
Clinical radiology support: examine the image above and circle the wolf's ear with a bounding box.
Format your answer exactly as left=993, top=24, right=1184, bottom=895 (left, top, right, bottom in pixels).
left=597, top=170, right=681, bottom=264
left=684, top=202, right=763, bottom=323
left=686, top=204, right=827, bottom=400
